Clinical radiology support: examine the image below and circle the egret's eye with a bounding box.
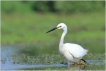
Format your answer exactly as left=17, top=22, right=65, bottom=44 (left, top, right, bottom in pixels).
left=57, top=26, right=61, bottom=28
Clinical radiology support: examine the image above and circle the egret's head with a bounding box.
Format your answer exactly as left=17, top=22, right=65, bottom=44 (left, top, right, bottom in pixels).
left=46, top=23, right=67, bottom=33
left=57, top=23, right=66, bottom=29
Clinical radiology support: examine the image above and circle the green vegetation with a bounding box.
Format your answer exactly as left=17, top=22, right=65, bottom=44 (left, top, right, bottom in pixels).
left=1, top=1, right=105, bottom=14
left=1, top=1, right=105, bottom=53
left=1, top=12, right=105, bottom=44
left=1, top=12, right=105, bottom=53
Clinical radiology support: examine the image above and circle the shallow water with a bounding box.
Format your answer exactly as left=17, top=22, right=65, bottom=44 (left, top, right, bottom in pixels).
left=1, top=60, right=105, bottom=70
left=1, top=45, right=105, bottom=70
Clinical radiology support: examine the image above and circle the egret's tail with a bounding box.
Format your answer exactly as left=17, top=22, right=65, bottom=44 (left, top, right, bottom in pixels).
left=86, top=49, right=88, bottom=53
left=85, top=49, right=88, bottom=55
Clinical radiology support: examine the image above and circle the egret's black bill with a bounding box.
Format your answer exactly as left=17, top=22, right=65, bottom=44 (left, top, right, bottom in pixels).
left=46, top=27, right=57, bottom=33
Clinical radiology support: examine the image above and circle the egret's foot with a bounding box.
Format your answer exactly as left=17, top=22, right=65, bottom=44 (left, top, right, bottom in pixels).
left=73, top=62, right=86, bottom=65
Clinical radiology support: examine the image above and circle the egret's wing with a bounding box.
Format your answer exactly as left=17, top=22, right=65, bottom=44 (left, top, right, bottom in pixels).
left=64, top=43, right=87, bottom=58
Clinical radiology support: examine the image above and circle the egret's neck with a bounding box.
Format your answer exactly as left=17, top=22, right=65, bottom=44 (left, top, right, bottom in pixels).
left=59, top=28, right=67, bottom=47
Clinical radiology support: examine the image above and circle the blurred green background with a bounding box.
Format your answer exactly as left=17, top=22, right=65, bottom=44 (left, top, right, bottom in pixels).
left=1, top=1, right=105, bottom=55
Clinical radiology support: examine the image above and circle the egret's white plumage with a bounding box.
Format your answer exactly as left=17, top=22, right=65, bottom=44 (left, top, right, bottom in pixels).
left=46, top=23, right=88, bottom=65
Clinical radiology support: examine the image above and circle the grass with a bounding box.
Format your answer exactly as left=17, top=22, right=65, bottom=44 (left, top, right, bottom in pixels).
left=1, top=12, right=105, bottom=54
left=1, top=12, right=105, bottom=44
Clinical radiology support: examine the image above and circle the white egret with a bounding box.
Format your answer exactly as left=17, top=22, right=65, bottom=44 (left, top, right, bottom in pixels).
left=46, top=23, right=88, bottom=65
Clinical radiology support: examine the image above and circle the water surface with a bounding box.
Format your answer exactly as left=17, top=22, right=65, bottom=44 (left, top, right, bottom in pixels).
left=1, top=45, right=105, bottom=70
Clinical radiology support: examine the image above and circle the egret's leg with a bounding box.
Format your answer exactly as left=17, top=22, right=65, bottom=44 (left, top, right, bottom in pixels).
left=81, top=59, right=86, bottom=63
left=67, top=61, right=71, bottom=68
left=67, top=61, right=71, bottom=66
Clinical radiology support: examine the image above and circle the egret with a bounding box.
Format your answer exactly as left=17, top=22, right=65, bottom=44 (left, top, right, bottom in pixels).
left=46, top=23, right=88, bottom=65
